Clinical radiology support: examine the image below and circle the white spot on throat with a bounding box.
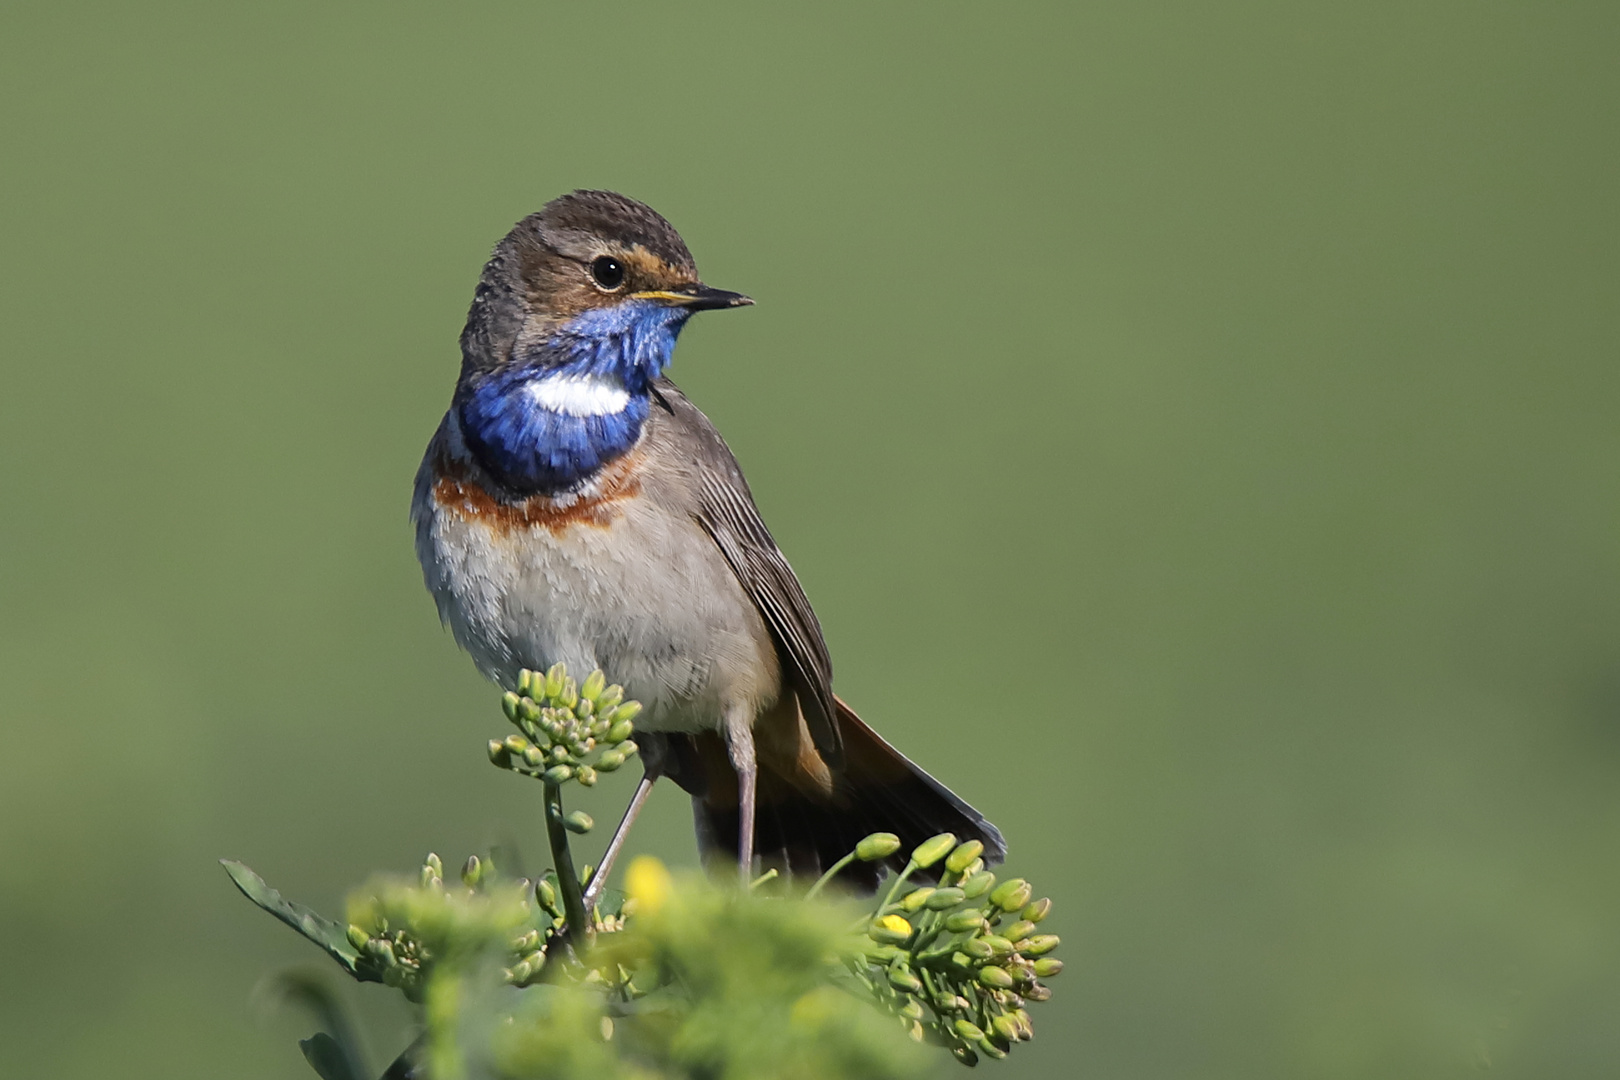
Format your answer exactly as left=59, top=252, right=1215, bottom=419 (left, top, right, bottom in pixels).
left=528, top=373, right=631, bottom=417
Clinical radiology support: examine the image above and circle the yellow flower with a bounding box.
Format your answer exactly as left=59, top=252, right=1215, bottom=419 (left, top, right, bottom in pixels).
left=868, top=914, right=913, bottom=944
left=624, top=856, right=672, bottom=916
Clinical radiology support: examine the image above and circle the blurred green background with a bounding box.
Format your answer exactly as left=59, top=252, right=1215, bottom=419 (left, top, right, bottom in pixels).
left=2, top=2, right=1617, bottom=1076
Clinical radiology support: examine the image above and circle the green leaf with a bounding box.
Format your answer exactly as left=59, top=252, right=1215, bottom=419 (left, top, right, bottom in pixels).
left=299, top=1033, right=362, bottom=1080
left=263, top=970, right=372, bottom=1079
left=221, top=860, right=379, bottom=982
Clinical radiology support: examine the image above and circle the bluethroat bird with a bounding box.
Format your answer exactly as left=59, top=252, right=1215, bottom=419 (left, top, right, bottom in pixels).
left=412, top=191, right=1003, bottom=892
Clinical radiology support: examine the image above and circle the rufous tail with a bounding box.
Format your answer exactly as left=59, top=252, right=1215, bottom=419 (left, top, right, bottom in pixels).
left=653, top=696, right=1005, bottom=892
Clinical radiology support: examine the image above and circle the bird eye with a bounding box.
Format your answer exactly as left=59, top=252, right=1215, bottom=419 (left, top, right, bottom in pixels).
left=590, top=255, right=626, bottom=291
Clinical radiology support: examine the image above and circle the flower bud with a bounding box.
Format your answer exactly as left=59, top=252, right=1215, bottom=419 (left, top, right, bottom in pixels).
left=945, top=840, right=984, bottom=875
left=963, top=937, right=993, bottom=960
left=575, top=697, right=594, bottom=719
left=961, top=871, right=996, bottom=899
left=992, top=1014, right=1021, bottom=1043
left=981, top=935, right=1014, bottom=957
left=989, top=878, right=1031, bottom=912
left=945, top=909, right=985, bottom=933
left=607, top=699, right=642, bottom=724
left=887, top=964, right=922, bottom=993
left=618, top=739, right=639, bottom=758
left=1022, top=897, right=1052, bottom=923
left=488, top=740, right=511, bottom=767
left=563, top=810, right=594, bottom=834
left=558, top=677, right=578, bottom=709
left=865, top=944, right=902, bottom=965
left=536, top=878, right=558, bottom=913
left=502, top=691, right=521, bottom=722
left=575, top=765, right=597, bottom=787
left=1033, top=957, right=1063, bottom=978
left=1020, top=934, right=1059, bottom=956
left=952, top=1046, right=979, bottom=1067
left=925, top=887, right=966, bottom=910
left=346, top=924, right=370, bottom=951
left=522, top=745, right=545, bottom=768
left=581, top=669, right=606, bottom=703
left=899, top=887, right=935, bottom=913
left=855, top=832, right=902, bottom=861
left=868, top=914, right=913, bottom=945
left=596, top=750, right=624, bottom=772
left=953, top=1019, right=986, bottom=1042
left=1004, top=920, right=1036, bottom=943
left=543, top=663, right=566, bottom=700
left=597, top=686, right=623, bottom=711
left=978, top=965, right=1015, bottom=989
left=461, top=855, right=483, bottom=887
left=503, top=734, right=530, bottom=754
left=509, top=958, right=532, bottom=983
left=910, top=833, right=957, bottom=869
left=900, top=999, right=924, bottom=1022
left=978, top=1038, right=1007, bottom=1060
left=519, top=697, right=541, bottom=723
left=1025, top=983, right=1053, bottom=1002
left=543, top=765, right=573, bottom=785
left=606, top=720, right=635, bottom=744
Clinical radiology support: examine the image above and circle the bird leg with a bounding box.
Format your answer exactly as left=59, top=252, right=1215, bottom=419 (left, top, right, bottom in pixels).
left=725, top=718, right=757, bottom=885
left=581, top=767, right=659, bottom=912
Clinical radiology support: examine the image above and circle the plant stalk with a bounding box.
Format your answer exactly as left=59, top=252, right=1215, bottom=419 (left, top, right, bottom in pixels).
left=544, top=782, right=590, bottom=948
left=806, top=853, right=857, bottom=899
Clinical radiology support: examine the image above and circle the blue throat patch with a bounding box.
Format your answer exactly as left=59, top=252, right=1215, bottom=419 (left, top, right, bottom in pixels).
left=457, top=300, right=691, bottom=495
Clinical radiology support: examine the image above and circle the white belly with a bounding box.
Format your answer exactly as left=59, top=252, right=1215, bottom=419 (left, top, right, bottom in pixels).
left=413, top=475, right=781, bottom=734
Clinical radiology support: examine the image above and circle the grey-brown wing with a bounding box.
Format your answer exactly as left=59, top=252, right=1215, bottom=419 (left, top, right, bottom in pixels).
left=650, top=380, right=842, bottom=764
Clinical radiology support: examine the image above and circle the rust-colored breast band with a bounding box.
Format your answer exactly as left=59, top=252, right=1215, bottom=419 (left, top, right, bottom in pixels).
left=432, top=449, right=644, bottom=535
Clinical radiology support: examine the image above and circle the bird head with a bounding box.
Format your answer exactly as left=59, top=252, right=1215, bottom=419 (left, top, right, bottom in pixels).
left=458, top=190, right=751, bottom=387
left=449, top=192, right=750, bottom=494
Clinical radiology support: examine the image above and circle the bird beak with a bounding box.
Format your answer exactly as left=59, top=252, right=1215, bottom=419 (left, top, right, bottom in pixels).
left=631, top=284, right=754, bottom=310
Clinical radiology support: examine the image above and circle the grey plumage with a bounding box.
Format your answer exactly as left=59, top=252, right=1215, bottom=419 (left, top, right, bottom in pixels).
left=413, top=379, right=786, bottom=737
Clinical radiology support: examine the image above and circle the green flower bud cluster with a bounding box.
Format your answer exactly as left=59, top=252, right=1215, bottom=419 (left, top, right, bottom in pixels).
left=230, top=667, right=1059, bottom=1077
left=852, top=832, right=1059, bottom=1066
left=335, top=849, right=643, bottom=1001
left=489, top=665, right=641, bottom=790
left=345, top=915, right=429, bottom=997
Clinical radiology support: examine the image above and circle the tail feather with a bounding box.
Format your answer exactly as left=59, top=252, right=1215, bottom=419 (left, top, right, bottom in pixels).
left=658, top=696, right=1005, bottom=893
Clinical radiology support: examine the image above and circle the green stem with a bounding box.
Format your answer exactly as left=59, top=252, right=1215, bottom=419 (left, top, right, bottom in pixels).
left=544, top=782, right=589, bottom=949
left=919, top=968, right=946, bottom=1013
left=851, top=858, right=926, bottom=932
left=805, top=853, right=857, bottom=899
left=880, top=859, right=921, bottom=912
left=424, top=969, right=465, bottom=1080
